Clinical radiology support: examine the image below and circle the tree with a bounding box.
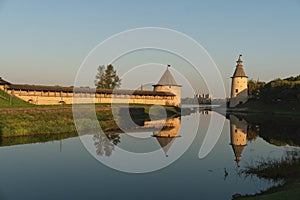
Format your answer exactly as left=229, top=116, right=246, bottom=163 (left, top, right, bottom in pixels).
left=248, top=80, right=265, bottom=99
left=95, top=65, right=105, bottom=89
left=95, top=64, right=121, bottom=89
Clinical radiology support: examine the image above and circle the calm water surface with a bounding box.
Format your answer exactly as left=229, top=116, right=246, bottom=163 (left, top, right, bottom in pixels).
left=0, top=110, right=298, bottom=200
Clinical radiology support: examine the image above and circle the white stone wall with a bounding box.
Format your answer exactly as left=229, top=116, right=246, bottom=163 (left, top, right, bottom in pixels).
left=230, top=77, right=248, bottom=107
left=6, top=89, right=179, bottom=107
left=153, top=85, right=181, bottom=106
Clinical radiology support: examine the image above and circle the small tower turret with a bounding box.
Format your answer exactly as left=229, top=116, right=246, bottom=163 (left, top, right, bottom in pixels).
left=229, top=55, right=248, bottom=107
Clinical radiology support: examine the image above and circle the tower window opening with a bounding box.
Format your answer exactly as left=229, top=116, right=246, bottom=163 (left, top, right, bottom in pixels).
left=235, top=89, right=238, bottom=93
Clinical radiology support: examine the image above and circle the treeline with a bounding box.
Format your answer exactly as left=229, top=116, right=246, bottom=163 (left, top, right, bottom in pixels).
left=248, top=75, right=300, bottom=102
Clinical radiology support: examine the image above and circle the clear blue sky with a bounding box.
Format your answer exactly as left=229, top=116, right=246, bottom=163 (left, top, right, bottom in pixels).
left=0, top=0, right=299, bottom=97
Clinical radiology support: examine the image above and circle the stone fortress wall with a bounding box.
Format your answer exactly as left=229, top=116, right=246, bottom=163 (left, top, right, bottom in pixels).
left=4, top=89, right=177, bottom=106
left=0, top=67, right=181, bottom=107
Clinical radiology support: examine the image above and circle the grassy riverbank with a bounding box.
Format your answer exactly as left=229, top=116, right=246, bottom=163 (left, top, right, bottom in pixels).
left=235, top=151, right=300, bottom=200
left=0, top=89, right=35, bottom=108
left=0, top=103, right=180, bottom=140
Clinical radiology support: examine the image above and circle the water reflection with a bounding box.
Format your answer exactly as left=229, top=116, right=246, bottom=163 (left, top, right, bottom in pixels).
left=92, top=117, right=181, bottom=157
left=1, top=110, right=300, bottom=199
left=227, top=113, right=300, bottom=147
left=149, top=117, right=181, bottom=157
left=1, top=108, right=299, bottom=169
left=227, top=113, right=300, bottom=166
left=229, top=115, right=248, bottom=166
left=93, top=134, right=120, bottom=156
left=181, top=106, right=212, bottom=116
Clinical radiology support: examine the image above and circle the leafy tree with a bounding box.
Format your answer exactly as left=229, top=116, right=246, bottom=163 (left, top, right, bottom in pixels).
left=95, top=64, right=121, bottom=89
left=104, top=64, right=121, bottom=89
left=248, top=80, right=265, bottom=99
left=95, top=65, right=106, bottom=89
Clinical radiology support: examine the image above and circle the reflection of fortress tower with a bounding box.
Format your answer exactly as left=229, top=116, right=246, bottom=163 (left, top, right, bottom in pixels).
left=148, top=117, right=181, bottom=157
left=229, top=115, right=248, bottom=166
left=229, top=55, right=248, bottom=107
left=153, top=65, right=182, bottom=106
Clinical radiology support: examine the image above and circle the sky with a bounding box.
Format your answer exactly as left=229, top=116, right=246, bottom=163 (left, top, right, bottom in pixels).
left=0, top=0, right=299, bottom=97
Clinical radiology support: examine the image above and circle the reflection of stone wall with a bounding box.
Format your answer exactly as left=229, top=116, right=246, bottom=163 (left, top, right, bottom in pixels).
left=145, top=118, right=181, bottom=137
left=5, top=89, right=178, bottom=106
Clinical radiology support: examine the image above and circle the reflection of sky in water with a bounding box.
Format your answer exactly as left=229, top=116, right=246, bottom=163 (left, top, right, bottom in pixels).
left=0, top=112, right=297, bottom=200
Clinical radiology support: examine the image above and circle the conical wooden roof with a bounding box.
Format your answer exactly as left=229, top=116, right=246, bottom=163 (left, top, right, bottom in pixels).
left=231, top=55, right=248, bottom=78
left=156, top=68, right=179, bottom=86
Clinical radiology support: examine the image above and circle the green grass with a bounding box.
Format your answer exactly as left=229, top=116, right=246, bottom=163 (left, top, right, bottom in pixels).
left=0, top=103, right=180, bottom=139
left=236, top=151, right=300, bottom=200
left=0, top=90, right=36, bottom=108
left=0, top=109, right=116, bottom=137
left=0, top=111, right=76, bottom=137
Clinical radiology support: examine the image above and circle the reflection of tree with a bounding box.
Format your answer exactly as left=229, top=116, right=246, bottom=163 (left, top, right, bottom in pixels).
left=235, top=114, right=300, bottom=147
left=93, top=133, right=120, bottom=157
left=247, top=125, right=259, bottom=142
left=107, top=134, right=121, bottom=145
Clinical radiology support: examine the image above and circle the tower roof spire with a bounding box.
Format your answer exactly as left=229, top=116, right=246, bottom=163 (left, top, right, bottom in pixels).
left=154, top=64, right=181, bottom=86
left=231, top=54, right=248, bottom=78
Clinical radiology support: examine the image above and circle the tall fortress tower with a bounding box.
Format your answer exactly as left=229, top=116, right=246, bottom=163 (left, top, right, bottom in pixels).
left=229, top=55, right=248, bottom=107
left=153, top=65, right=182, bottom=106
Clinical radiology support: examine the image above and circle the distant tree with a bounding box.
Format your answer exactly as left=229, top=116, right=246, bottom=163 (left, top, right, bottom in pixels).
left=259, top=76, right=300, bottom=102
left=284, top=75, right=300, bottom=82
left=95, top=64, right=121, bottom=89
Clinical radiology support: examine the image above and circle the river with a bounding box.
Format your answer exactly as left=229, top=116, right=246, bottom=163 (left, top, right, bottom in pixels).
left=0, top=109, right=299, bottom=200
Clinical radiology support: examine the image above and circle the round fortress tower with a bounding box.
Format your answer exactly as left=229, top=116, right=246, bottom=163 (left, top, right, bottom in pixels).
left=153, top=65, right=181, bottom=107
left=229, top=55, right=248, bottom=107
